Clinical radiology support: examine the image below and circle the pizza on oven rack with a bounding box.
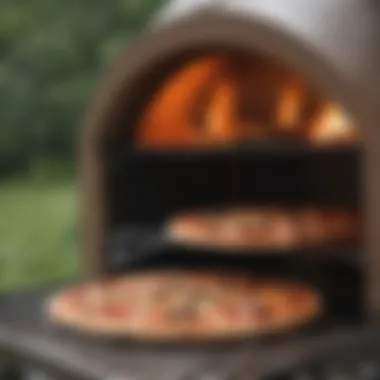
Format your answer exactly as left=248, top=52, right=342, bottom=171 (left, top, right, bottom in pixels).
left=46, top=270, right=322, bottom=341
left=166, top=206, right=360, bottom=251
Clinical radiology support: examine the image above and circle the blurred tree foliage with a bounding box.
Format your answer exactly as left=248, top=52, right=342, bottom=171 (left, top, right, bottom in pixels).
left=0, top=0, right=164, bottom=177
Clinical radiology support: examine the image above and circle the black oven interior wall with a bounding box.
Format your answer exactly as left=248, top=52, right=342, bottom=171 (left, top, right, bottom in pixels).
left=105, top=51, right=363, bottom=326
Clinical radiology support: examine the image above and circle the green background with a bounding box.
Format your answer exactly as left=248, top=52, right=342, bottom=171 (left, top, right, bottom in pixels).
left=0, top=0, right=163, bottom=290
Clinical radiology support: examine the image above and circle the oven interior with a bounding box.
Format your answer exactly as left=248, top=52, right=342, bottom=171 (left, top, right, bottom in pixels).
left=105, top=49, right=364, bottom=330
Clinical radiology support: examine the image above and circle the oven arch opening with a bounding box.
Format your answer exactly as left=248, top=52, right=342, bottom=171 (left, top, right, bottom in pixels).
left=103, top=45, right=363, bottom=223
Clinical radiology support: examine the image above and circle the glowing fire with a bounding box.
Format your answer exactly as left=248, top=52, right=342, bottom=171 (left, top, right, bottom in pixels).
left=306, top=102, right=357, bottom=145
left=135, top=54, right=358, bottom=149
left=135, top=54, right=242, bottom=148
left=276, top=80, right=306, bottom=131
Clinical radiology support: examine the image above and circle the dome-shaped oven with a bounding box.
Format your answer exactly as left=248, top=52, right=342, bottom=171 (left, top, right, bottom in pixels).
left=79, top=0, right=380, bottom=322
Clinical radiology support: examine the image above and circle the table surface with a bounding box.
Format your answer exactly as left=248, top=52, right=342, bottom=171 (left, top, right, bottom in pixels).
left=0, top=284, right=377, bottom=380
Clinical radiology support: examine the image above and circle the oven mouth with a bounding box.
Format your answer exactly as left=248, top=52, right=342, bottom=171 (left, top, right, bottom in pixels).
left=106, top=48, right=363, bottom=221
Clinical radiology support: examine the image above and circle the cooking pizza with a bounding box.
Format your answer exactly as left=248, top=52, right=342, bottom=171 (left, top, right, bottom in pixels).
left=166, top=206, right=360, bottom=251
left=46, top=271, right=321, bottom=341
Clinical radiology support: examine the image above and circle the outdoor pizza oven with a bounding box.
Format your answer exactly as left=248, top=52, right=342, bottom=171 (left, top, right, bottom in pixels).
left=80, top=0, right=379, bottom=315
left=0, top=1, right=378, bottom=380
left=0, top=0, right=362, bottom=377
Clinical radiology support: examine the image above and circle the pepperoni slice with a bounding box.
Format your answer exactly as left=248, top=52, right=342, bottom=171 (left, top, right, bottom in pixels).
left=107, top=305, right=130, bottom=319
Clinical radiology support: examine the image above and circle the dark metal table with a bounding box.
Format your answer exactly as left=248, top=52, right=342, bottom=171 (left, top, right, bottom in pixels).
left=0, top=285, right=380, bottom=380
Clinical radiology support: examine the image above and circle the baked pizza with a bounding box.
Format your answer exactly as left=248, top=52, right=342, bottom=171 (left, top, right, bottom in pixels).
left=166, top=207, right=360, bottom=251
left=47, top=271, right=321, bottom=341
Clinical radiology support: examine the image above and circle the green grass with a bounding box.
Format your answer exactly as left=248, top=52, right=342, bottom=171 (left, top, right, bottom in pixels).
left=0, top=177, right=80, bottom=291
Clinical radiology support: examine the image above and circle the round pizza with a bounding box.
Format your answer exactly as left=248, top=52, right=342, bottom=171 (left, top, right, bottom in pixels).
left=166, top=206, right=360, bottom=251
left=46, top=271, right=321, bottom=341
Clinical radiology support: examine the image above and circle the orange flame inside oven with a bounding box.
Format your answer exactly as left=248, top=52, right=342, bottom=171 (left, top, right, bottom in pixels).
left=306, top=102, right=358, bottom=145
left=276, top=80, right=307, bottom=132
left=135, top=54, right=358, bottom=149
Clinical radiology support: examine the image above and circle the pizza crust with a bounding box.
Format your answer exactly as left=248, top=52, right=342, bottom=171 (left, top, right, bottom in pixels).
left=46, top=271, right=322, bottom=341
